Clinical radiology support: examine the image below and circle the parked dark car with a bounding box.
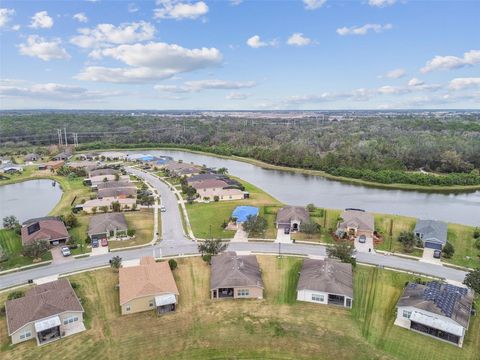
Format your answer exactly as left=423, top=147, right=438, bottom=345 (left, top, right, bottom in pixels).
left=284, top=227, right=290, bottom=235
left=92, top=239, right=99, bottom=248
left=433, top=250, right=441, bottom=259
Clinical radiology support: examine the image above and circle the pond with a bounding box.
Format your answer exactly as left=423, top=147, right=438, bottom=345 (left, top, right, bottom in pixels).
left=0, top=179, right=63, bottom=228
left=122, top=150, right=480, bottom=226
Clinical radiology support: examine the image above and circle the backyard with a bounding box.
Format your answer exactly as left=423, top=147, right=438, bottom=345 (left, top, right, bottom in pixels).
left=0, top=256, right=478, bottom=359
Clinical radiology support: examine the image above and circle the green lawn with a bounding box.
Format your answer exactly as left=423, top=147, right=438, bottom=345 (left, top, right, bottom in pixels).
left=108, top=209, right=154, bottom=249
left=68, top=215, right=91, bottom=255
left=0, top=229, right=52, bottom=271
left=2, top=256, right=477, bottom=359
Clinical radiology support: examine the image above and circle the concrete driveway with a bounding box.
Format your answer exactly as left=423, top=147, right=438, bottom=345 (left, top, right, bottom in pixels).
left=275, top=228, right=292, bottom=243
left=232, top=227, right=248, bottom=242
left=50, top=247, right=73, bottom=264
left=91, top=245, right=109, bottom=256
left=354, top=236, right=375, bottom=253
left=420, top=248, right=442, bottom=265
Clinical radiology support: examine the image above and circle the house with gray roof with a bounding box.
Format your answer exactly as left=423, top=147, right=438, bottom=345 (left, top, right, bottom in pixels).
left=414, top=219, right=448, bottom=250
left=24, top=153, right=40, bottom=163
left=395, top=281, right=474, bottom=347
left=337, top=209, right=375, bottom=239
left=275, top=206, right=310, bottom=232
left=210, top=252, right=264, bottom=300
left=88, top=213, right=128, bottom=241
left=296, top=258, right=353, bottom=308
left=5, top=279, right=85, bottom=346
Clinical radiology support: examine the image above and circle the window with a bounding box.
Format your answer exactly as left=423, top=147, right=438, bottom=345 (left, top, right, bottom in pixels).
left=63, top=316, right=79, bottom=325
left=403, top=310, right=412, bottom=319
left=149, top=300, right=154, bottom=307
left=19, top=330, right=32, bottom=340
left=126, top=305, right=131, bottom=312
left=237, top=289, right=249, bottom=297
left=312, top=294, right=324, bottom=302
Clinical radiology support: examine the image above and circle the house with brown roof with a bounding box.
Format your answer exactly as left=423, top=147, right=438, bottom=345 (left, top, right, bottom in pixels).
left=5, top=279, right=85, bottom=346
left=119, top=257, right=179, bottom=315
left=296, top=258, right=353, bottom=308
left=337, top=209, right=375, bottom=239
left=95, top=180, right=136, bottom=191
left=21, top=217, right=69, bottom=246
left=41, top=160, right=64, bottom=170
left=210, top=252, right=264, bottom=300
left=97, top=187, right=137, bottom=200
left=275, top=206, right=310, bottom=232
left=395, top=282, right=474, bottom=347
left=88, top=213, right=128, bottom=241
left=76, top=198, right=136, bottom=214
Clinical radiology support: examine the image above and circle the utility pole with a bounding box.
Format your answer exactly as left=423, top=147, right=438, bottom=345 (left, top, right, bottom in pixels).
left=64, top=128, right=68, bottom=146
left=57, top=129, right=63, bottom=146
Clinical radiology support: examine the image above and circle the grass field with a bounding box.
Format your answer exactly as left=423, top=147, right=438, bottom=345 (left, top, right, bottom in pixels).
left=108, top=209, right=154, bottom=249
left=0, top=229, right=52, bottom=271
left=1, top=256, right=477, bottom=359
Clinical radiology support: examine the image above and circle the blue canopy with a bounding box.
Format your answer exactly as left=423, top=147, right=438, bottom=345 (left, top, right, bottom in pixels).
left=232, top=206, right=259, bottom=222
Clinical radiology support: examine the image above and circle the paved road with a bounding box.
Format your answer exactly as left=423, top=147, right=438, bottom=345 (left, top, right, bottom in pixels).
left=0, top=168, right=468, bottom=290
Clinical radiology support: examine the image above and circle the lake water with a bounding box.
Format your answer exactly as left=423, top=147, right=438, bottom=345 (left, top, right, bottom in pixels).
left=122, top=150, right=480, bottom=226
left=0, top=179, right=63, bottom=227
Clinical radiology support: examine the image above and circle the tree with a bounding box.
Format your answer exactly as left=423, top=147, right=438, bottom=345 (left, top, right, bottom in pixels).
left=64, top=213, right=78, bottom=228
left=111, top=201, right=121, bottom=212
left=91, top=206, right=98, bottom=214
left=442, top=242, right=455, bottom=258
left=397, top=231, right=416, bottom=253
left=3, top=215, right=19, bottom=230
left=306, top=203, right=316, bottom=212
left=300, top=220, right=321, bottom=236
left=110, top=255, right=122, bottom=270
left=217, top=167, right=228, bottom=175
left=100, top=206, right=109, bottom=213
left=463, top=268, right=480, bottom=293
left=242, top=215, right=267, bottom=237
left=168, top=259, right=178, bottom=270
left=326, top=241, right=356, bottom=265
left=23, top=240, right=50, bottom=259
left=474, top=227, right=480, bottom=239
left=197, top=239, right=227, bottom=258
left=103, top=177, right=108, bottom=182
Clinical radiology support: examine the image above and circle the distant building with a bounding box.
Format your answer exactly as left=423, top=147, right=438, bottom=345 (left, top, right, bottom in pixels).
left=24, top=153, right=40, bottom=163
left=414, top=219, right=448, bottom=250
left=395, top=282, right=474, bottom=347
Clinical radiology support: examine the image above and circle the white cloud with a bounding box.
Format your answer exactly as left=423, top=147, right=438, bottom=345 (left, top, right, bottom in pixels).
left=226, top=92, right=250, bottom=100
left=385, top=68, right=406, bottom=79
left=337, top=23, right=392, bottom=36
left=155, top=79, right=256, bottom=93
left=448, top=77, right=480, bottom=90
left=408, top=78, right=424, bottom=87
left=377, top=85, right=410, bottom=95
left=303, top=0, right=327, bottom=10
left=229, top=0, right=243, bottom=5
left=128, top=3, right=139, bottom=13
left=0, top=8, right=15, bottom=28
left=246, top=35, right=278, bottom=48
left=70, top=21, right=155, bottom=48
left=30, top=11, right=54, bottom=29
left=76, top=42, right=222, bottom=83
left=18, top=35, right=70, bottom=61
left=421, top=50, right=480, bottom=73
left=368, top=0, right=396, bottom=7
left=154, top=0, right=208, bottom=20
left=0, top=81, right=120, bottom=102
left=73, top=12, right=88, bottom=23
left=287, top=33, right=312, bottom=47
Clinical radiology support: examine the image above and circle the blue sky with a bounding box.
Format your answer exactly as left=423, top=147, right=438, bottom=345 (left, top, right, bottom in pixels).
left=0, top=0, right=479, bottom=110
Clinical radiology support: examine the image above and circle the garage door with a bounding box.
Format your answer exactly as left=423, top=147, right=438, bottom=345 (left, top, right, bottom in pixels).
left=425, top=242, right=442, bottom=250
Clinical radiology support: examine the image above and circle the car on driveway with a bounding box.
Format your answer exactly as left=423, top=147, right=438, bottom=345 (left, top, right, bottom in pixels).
left=358, top=235, right=367, bottom=243
left=92, top=239, right=99, bottom=248
left=60, top=246, right=71, bottom=257
left=433, top=249, right=442, bottom=259
left=101, top=238, right=108, bottom=247
left=284, top=227, right=290, bottom=235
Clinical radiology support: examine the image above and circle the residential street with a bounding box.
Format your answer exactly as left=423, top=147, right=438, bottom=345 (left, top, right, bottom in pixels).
left=0, top=168, right=468, bottom=291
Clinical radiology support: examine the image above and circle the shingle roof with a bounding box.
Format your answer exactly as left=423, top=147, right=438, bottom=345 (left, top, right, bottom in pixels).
left=88, top=213, right=128, bottom=236
left=210, top=252, right=264, bottom=290
left=89, top=168, right=119, bottom=177
left=276, top=206, right=309, bottom=225
left=397, top=282, right=474, bottom=329
left=414, top=219, right=448, bottom=245
left=96, top=181, right=136, bottom=190
left=119, top=257, right=179, bottom=305
left=191, top=179, right=229, bottom=190
left=21, top=217, right=69, bottom=245
left=5, top=279, right=84, bottom=335
left=97, top=187, right=137, bottom=198
left=297, top=258, right=353, bottom=298
left=338, top=210, right=374, bottom=232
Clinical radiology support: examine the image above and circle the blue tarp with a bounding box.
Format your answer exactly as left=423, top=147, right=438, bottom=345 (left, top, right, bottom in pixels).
left=139, top=155, right=155, bottom=162
left=232, top=206, right=259, bottom=222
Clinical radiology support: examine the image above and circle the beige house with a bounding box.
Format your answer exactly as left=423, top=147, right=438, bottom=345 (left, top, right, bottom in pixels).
left=210, top=252, right=264, bottom=300
left=197, top=187, right=245, bottom=202
left=119, top=257, right=179, bottom=315
left=275, top=206, right=310, bottom=232
left=78, top=198, right=136, bottom=213
left=337, top=209, right=375, bottom=239
left=5, top=279, right=85, bottom=346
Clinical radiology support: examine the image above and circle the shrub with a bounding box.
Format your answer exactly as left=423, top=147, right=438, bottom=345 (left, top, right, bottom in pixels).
left=7, top=290, right=24, bottom=300
left=70, top=281, right=79, bottom=290
left=474, top=227, right=480, bottom=239
left=213, top=195, right=219, bottom=202
left=475, top=238, right=480, bottom=250
left=127, top=229, right=136, bottom=237
left=168, top=259, right=178, bottom=270
left=442, top=242, right=455, bottom=258
left=202, top=254, right=212, bottom=264
left=306, top=203, right=316, bottom=212
left=0, top=305, right=5, bottom=317
left=22, top=240, right=50, bottom=259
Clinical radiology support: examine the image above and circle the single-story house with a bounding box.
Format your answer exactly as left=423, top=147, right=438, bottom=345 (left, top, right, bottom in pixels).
left=24, top=153, right=40, bottom=163
left=5, top=279, right=85, bottom=346
left=89, top=168, right=119, bottom=178
left=413, top=219, right=448, bottom=250
left=42, top=160, right=64, bottom=170
left=296, top=258, right=353, bottom=308
left=88, top=213, right=128, bottom=241
left=0, top=165, right=23, bottom=174
left=164, top=161, right=201, bottom=177
left=337, top=209, right=374, bottom=239
left=88, top=174, right=130, bottom=186
left=187, top=173, right=221, bottom=185
left=21, top=217, right=69, bottom=246
left=100, top=152, right=126, bottom=160
left=275, top=206, right=310, bottom=232
left=191, top=179, right=230, bottom=191
left=210, top=252, right=264, bottom=300
left=76, top=198, right=136, bottom=214
left=119, top=257, right=179, bottom=315
left=52, top=152, right=71, bottom=161
left=0, top=156, right=11, bottom=165
left=395, top=282, right=474, bottom=347
left=97, top=187, right=137, bottom=199
left=95, top=180, right=136, bottom=191
left=78, top=153, right=99, bottom=161
left=197, top=187, right=246, bottom=202
left=66, top=161, right=97, bottom=171
left=231, top=206, right=259, bottom=223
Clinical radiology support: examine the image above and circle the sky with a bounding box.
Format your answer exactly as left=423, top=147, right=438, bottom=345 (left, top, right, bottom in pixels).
left=0, top=0, right=479, bottom=110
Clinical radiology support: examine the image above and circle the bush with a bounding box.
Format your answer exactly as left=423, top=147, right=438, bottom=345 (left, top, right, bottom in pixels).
left=306, top=203, right=316, bottom=212
left=442, top=242, right=455, bottom=258
left=202, top=254, right=212, bottom=264
left=22, top=240, right=50, bottom=259
left=0, top=305, right=5, bottom=317
left=213, top=195, right=219, bottom=202
left=84, top=237, right=91, bottom=244
left=474, top=227, right=480, bottom=239
left=127, top=229, right=136, bottom=237
left=7, top=290, right=24, bottom=300
left=475, top=238, right=480, bottom=250
left=70, top=281, right=79, bottom=290
left=168, top=259, right=178, bottom=270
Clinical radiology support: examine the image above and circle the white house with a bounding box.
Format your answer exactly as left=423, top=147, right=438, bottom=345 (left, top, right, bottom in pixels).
left=395, top=282, right=474, bottom=347
left=296, top=258, right=353, bottom=308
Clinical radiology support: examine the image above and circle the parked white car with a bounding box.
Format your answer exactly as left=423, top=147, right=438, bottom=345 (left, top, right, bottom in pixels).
left=61, top=246, right=71, bottom=257
left=160, top=205, right=166, bottom=212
